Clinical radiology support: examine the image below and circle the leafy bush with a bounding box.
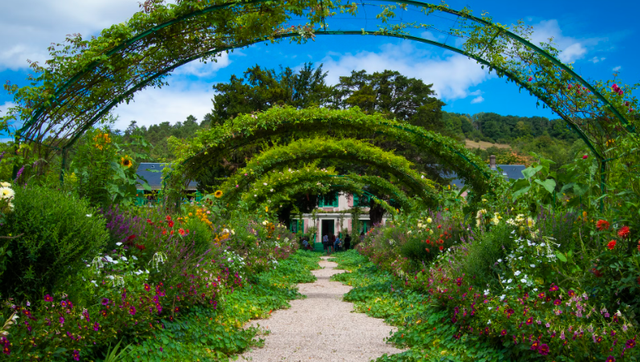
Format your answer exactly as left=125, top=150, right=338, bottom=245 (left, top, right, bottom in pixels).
left=0, top=185, right=108, bottom=301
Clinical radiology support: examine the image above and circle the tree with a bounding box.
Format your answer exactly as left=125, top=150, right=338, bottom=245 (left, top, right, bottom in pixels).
left=210, top=63, right=332, bottom=124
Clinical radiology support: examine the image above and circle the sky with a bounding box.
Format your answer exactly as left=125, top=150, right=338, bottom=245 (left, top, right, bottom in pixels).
left=0, top=0, right=638, bottom=134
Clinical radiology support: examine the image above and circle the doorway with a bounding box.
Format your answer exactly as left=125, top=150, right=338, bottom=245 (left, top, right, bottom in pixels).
left=321, top=219, right=335, bottom=239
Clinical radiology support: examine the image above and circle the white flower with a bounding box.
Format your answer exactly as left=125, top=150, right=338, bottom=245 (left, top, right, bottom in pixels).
left=104, top=255, right=114, bottom=263
left=263, top=183, right=268, bottom=186
left=506, top=279, right=513, bottom=284
left=121, top=256, right=128, bottom=261
left=483, top=289, right=490, bottom=295
left=0, top=182, right=10, bottom=188
left=116, top=242, right=122, bottom=246
left=530, top=264, right=536, bottom=268
left=86, top=214, right=92, bottom=217
left=0, top=187, right=15, bottom=200
left=497, top=259, right=502, bottom=263
left=132, top=255, right=138, bottom=260
left=427, top=217, right=432, bottom=223
left=520, top=278, right=527, bottom=283
left=514, top=271, right=521, bottom=276
left=91, top=280, right=97, bottom=287
left=270, top=189, right=274, bottom=192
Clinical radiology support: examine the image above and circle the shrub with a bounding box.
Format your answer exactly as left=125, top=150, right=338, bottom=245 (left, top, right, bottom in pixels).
left=0, top=185, right=108, bottom=301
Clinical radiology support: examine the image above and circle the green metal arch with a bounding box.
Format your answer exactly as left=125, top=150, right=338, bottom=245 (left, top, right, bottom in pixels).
left=239, top=170, right=416, bottom=211
left=12, top=0, right=630, bottom=181
left=219, top=137, right=439, bottom=207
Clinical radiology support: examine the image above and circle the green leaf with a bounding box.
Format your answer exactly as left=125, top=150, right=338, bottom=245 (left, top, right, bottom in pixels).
left=555, top=251, right=567, bottom=262
left=534, top=178, right=556, bottom=194
left=522, top=165, right=543, bottom=179
left=512, top=185, right=530, bottom=200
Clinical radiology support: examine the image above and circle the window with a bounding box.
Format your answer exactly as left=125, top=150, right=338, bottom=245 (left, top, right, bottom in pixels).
left=318, top=191, right=339, bottom=207
left=353, top=194, right=370, bottom=207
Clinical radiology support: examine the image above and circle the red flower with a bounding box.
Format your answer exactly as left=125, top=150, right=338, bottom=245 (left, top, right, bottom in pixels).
left=127, top=235, right=136, bottom=242
left=526, top=317, right=533, bottom=325
left=165, top=215, right=172, bottom=222
left=135, top=244, right=146, bottom=251
left=167, top=220, right=174, bottom=228
left=618, top=226, right=630, bottom=238
left=439, top=246, right=444, bottom=251
left=456, top=277, right=463, bottom=286
left=607, top=240, right=617, bottom=250
left=528, top=77, right=533, bottom=82
left=146, top=219, right=153, bottom=224
left=162, top=229, right=167, bottom=235
left=178, top=228, right=186, bottom=236
left=596, top=220, right=610, bottom=231
left=582, top=154, right=588, bottom=159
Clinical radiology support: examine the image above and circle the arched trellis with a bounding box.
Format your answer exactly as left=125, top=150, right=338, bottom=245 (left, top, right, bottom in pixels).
left=217, top=137, right=439, bottom=207
left=236, top=166, right=417, bottom=211
left=246, top=177, right=400, bottom=217
left=4, top=0, right=635, bottom=191
left=176, top=106, right=501, bottom=202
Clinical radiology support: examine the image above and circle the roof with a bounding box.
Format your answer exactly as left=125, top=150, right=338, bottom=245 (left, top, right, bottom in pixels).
left=136, top=162, right=198, bottom=190
left=448, top=164, right=526, bottom=189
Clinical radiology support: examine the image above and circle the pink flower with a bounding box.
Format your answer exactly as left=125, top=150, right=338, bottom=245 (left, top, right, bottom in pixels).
left=44, top=295, right=53, bottom=302
left=528, top=77, right=533, bottom=82
left=582, top=154, right=588, bottom=159
left=129, top=306, right=136, bottom=316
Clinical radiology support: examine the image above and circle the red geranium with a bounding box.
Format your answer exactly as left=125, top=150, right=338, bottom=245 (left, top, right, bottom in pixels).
left=618, top=226, right=630, bottom=238
left=607, top=240, right=617, bottom=250
left=596, top=220, right=610, bottom=231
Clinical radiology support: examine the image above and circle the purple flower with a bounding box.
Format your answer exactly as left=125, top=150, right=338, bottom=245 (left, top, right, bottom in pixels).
left=101, top=298, right=109, bottom=306
left=625, top=339, right=636, bottom=349
left=72, top=349, right=80, bottom=361
left=538, top=344, right=549, bottom=355
left=129, top=306, right=136, bottom=316
left=44, top=295, right=53, bottom=302
left=14, top=165, right=24, bottom=182
left=93, top=322, right=100, bottom=331
left=59, top=316, right=65, bottom=325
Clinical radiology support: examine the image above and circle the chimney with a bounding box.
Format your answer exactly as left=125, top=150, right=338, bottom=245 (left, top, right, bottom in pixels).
left=490, top=155, right=496, bottom=170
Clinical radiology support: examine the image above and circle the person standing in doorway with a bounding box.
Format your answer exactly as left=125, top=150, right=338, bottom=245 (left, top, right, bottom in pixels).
left=344, top=233, right=351, bottom=250
left=322, top=234, right=329, bottom=255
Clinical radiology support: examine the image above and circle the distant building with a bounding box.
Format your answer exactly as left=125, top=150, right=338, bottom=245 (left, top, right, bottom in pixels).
left=449, top=155, right=526, bottom=188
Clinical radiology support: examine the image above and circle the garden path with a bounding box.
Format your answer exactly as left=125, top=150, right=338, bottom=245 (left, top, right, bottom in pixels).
left=239, top=255, right=404, bottom=361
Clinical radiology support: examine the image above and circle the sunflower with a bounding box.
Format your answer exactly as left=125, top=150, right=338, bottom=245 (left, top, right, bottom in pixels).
left=214, top=190, right=223, bottom=198
left=120, top=156, right=133, bottom=168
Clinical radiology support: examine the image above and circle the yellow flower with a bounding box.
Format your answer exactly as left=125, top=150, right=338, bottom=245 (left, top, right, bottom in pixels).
left=120, top=156, right=133, bottom=168
left=214, top=190, right=223, bottom=198
left=265, top=206, right=269, bottom=212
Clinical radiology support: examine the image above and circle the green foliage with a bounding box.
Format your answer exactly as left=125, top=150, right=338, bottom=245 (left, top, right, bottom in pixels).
left=0, top=185, right=108, bottom=301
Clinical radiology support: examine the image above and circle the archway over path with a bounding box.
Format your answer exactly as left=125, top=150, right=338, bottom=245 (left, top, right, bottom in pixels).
left=3, top=0, right=634, bottom=185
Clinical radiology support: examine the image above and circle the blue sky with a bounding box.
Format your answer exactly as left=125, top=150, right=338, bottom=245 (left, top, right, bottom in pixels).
left=0, top=0, right=638, bottom=133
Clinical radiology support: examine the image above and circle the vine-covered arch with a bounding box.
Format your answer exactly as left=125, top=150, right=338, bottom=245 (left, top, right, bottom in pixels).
left=234, top=166, right=417, bottom=212
left=3, top=0, right=635, bottom=183
left=175, top=106, right=502, bottom=201
left=217, top=137, right=438, bottom=207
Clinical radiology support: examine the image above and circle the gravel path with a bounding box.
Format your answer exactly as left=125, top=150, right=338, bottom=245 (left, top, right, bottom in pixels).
left=240, top=256, right=404, bottom=362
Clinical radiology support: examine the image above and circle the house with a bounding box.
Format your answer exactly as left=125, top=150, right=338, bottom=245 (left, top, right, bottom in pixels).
left=136, top=162, right=198, bottom=191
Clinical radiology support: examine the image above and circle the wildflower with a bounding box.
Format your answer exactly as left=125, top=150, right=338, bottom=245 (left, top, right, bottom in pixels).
left=129, top=306, right=136, bottom=316
left=607, top=240, right=616, bottom=250
left=568, top=290, right=576, bottom=297
left=120, top=156, right=133, bottom=168
left=596, top=219, right=610, bottom=231
left=93, top=322, right=100, bottom=331
left=526, top=317, right=533, bottom=325
left=0, top=187, right=14, bottom=200
left=178, top=228, right=186, bottom=236
left=625, top=339, right=636, bottom=349
left=167, top=220, right=174, bottom=228
left=528, top=76, right=533, bottom=82
left=538, top=344, right=549, bottom=355
left=44, top=295, right=53, bottom=302
left=427, top=217, right=432, bottom=223
left=618, top=226, right=630, bottom=238
left=144, top=284, right=151, bottom=292
left=554, top=299, right=561, bottom=306
left=538, top=292, right=545, bottom=299
left=73, top=350, right=80, bottom=361
left=501, top=329, right=507, bottom=336
left=606, top=356, right=616, bottom=362
left=146, top=219, right=153, bottom=224
left=214, top=190, right=223, bottom=198
left=100, top=310, right=107, bottom=317
left=59, top=316, right=65, bottom=325
left=582, top=155, right=588, bottom=159
left=530, top=340, right=540, bottom=350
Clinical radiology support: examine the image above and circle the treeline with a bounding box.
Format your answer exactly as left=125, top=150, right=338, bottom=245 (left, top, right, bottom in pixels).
left=118, top=63, right=585, bottom=169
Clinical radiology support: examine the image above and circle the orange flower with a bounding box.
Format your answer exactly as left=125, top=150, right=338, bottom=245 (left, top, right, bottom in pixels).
left=596, top=220, right=610, bottom=231
left=178, top=228, right=186, bottom=236
left=607, top=240, right=616, bottom=250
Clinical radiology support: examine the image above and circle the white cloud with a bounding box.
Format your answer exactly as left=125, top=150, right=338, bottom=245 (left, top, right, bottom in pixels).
left=589, top=56, right=606, bottom=64
left=613, top=66, right=622, bottom=72
left=530, top=19, right=603, bottom=63
left=0, top=102, right=14, bottom=116
left=173, top=53, right=231, bottom=77
left=0, top=0, right=141, bottom=70
left=111, top=80, right=215, bottom=130
left=321, top=42, right=491, bottom=101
